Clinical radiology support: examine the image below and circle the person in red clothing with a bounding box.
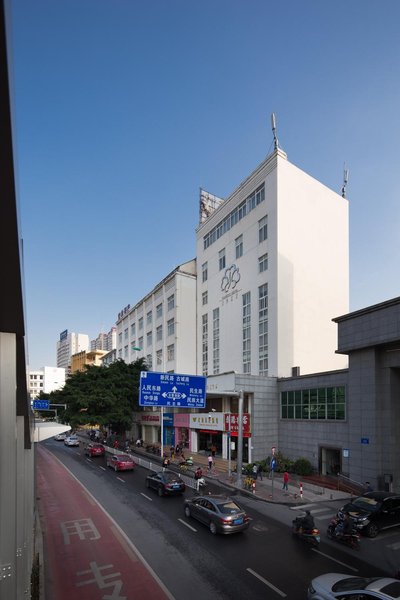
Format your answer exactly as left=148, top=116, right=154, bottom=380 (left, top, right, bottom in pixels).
left=282, top=471, right=289, bottom=491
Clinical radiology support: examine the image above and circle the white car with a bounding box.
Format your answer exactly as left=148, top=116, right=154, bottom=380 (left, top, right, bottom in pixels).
left=64, top=435, right=79, bottom=447
left=54, top=432, right=68, bottom=441
left=308, top=573, right=400, bottom=599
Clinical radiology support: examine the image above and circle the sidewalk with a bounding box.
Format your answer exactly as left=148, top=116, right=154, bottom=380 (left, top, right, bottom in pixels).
left=131, top=446, right=353, bottom=505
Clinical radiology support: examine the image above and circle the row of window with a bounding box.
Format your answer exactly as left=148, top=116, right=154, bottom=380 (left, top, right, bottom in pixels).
left=201, top=284, right=268, bottom=377
left=119, top=294, right=175, bottom=341
left=120, top=317, right=175, bottom=347
left=203, top=183, right=265, bottom=249
left=120, top=344, right=175, bottom=363
left=202, top=217, right=268, bottom=281
left=281, top=387, right=346, bottom=420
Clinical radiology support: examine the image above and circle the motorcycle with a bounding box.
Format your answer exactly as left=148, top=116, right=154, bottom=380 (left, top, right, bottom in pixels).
left=327, top=517, right=361, bottom=550
left=292, top=517, right=321, bottom=547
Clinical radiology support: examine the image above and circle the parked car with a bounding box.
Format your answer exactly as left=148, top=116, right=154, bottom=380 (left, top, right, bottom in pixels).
left=64, top=435, right=79, bottom=447
left=106, top=454, right=135, bottom=472
left=308, top=573, right=400, bottom=599
left=54, top=432, right=68, bottom=441
left=145, top=470, right=186, bottom=497
left=338, top=491, right=400, bottom=538
left=183, top=494, right=250, bottom=535
left=85, top=443, right=105, bottom=457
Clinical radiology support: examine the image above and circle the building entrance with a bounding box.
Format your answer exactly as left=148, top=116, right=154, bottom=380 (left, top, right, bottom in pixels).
left=198, top=431, right=222, bottom=456
left=320, top=447, right=341, bottom=476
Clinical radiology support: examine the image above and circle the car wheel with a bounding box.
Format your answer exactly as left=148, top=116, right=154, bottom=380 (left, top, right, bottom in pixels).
left=158, top=486, right=164, bottom=497
left=209, top=521, right=217, bottom=535
left=365, top=523, right=379, bottom=538
left=184, top=506, right=191, bottom=518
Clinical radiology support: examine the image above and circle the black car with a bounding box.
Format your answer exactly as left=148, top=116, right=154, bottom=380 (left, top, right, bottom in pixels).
left=145, top=469, right=186, bottom=497
left=338, top=491, right=400, bottom=537
left=184, top=494, right=250, bottom=535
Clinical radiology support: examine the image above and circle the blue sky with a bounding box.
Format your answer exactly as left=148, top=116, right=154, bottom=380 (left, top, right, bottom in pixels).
left=8, top=0, right=400, bottom=369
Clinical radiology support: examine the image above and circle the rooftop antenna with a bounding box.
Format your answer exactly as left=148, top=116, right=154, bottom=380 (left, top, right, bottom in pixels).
left=341, top=164, right=349, bottom=198
left=271, top=112, right=279, bottom=150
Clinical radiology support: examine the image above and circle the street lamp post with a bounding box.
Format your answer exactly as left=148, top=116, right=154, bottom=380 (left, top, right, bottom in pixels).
left=236, top=390, right=244, bottom=488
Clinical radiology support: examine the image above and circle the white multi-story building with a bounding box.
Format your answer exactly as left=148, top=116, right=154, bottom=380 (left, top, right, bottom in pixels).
left=116, top=260, right=197, bottom=373
left=56, top=330, right=89, bottom=371
left=27, top=366, right=66, bottom=399
left=196, top=147, right=349, bottom=379
left=91, top=327, right=116, bottom=352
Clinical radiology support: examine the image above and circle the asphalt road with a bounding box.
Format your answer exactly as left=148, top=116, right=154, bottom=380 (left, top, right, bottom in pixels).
left=42, top=439, right=398, bottom=599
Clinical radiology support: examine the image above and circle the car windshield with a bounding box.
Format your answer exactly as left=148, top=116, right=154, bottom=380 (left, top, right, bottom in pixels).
left=164, top=473, right=180, bottom=483
left=332, top=577, right=381, bottom=592
left=352, top=497, right=381, bottom=512
left=217, top=500, right=242, bottom=515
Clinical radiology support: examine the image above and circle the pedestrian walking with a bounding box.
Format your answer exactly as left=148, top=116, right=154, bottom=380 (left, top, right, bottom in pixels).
left=282, top=471, right=289, bottom=491
left=207, top=454, right=213, bottom=471
left=252, top=463, right=258, bottom=481
left=211, top=444, right=217, bottom=457
left=257, top=463, right=263, bottom=480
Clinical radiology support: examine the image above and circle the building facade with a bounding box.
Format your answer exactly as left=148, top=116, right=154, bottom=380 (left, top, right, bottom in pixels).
left=116, top=259, right=197, bottom=373
left=90, top=327, right=116, bottom=352
left=71, top=349, right=108, bottom=374
left=27, top=366, right=66, bottom=399
left=56, top=330, right=89, bottom=371
left=196, top=148, right=349, bottom=379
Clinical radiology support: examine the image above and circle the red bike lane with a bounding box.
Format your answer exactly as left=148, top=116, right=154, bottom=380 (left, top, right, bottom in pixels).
left=37, top=445, right=173, bottom=600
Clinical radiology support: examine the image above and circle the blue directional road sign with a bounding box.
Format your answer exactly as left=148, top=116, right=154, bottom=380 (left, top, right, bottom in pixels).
left=33, top=400, right=50, bottom=410
left=139, top=371, right=206, bottom=408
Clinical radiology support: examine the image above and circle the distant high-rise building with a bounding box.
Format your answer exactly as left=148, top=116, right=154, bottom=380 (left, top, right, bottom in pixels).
left=27, top=366, right=66, bottom=400
left=56, top=330, right=89, bottom=371
left=90, top=327, right=116, bottom=352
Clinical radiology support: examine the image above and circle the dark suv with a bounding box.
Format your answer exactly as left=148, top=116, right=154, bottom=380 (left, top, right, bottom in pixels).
left=338, top=492, right=400, bottom=538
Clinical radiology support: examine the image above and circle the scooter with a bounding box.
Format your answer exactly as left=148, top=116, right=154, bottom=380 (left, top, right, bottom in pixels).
left=327, top=517, right=361, bottom=550
left=292, top=517, right=321, bottom=547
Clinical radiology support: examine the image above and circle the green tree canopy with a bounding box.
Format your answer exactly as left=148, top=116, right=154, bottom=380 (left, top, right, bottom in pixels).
left=48, top=358, right=147, bottom=433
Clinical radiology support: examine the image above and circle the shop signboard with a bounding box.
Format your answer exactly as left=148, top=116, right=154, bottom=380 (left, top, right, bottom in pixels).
left=224, top=413, right=250, bottom=436
left=190, top=412, right=224, bottom=431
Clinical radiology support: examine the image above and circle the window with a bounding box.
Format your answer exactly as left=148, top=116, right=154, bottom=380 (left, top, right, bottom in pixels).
left=124, top=345, right=128, bottom=358
left=281, top=387, right=346, bottom=420
left=259, top=253, right=268, bottom=273
left=219, top=248, right=226, bottom=271
left=202, top=291, right=208, bottom=306
left=167, top=318, right=175, bottom=336
left=213, top=308, right=220, bottom=374
left=235, top=235, right=243, bottom=259
left=131, top=339, right=137, bottom=350
left=203, top=183, right=265, bottom=249
left=167, top=294, right=175, bottom=311
left=139, top=317, right=143, bottom=331
left=118, top=332, right=122, bottom=344
left=131, top=323, right=136, bottom=336
left=146, top=354, right=153, bottom=369
left=242, top=292, right=251, bottom=373
left=124, top=328, right=128, bottom=339
left=156, top=303, right=163, bottom=319
left=138, top=336, right=143, bottom=349
left=146, top=331, right=152, bottom=346
left=259, top=284, right=268, bottom=375
left=202, top=262, right=208, bottom=283
left=156, top=325, right=162, bottom=341
left=259, top=215, right=268, bottom=243
left=147, top=311, right=152, bottom=325
left=202, top=313, right=208, bottom=376
left=156, top=349, right=163, bottom=367
left=118, top=349, right=122, bottom=358
left=167, top=344, right=175, bottom=361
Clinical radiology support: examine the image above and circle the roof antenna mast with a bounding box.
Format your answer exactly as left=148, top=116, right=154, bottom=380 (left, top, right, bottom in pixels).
left=341, top=164, right=349, bottom=198
left=271, top=112, right=279, bottom=150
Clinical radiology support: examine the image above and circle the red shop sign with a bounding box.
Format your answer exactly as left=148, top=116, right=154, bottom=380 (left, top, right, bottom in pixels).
left=224, top=413, right=250, bottom=434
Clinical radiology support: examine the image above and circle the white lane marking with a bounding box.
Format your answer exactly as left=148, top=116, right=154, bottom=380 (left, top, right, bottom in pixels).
left=99, top=466, right=106, bottom=471
left=116, top=477, right=125, bottom=483
left=140, top=493, right=153, bottom=501
left=86, top=458, right=93, bottom=463
left=246, top=568, right=286, bottom=597
left=311, top=548, right=358, bottom=571
left=290, top=503, right=316, bottom=510
left=178, top=518, right=197, bottom=532
left=386, top=542, right=400, bottom=550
